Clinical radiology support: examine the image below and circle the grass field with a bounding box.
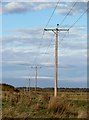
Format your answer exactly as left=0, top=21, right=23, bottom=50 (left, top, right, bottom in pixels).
left=1, top=84, right=89, bottom=119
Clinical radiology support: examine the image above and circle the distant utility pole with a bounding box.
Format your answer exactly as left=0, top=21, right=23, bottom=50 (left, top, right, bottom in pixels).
left=31, top=66, right=41, bottom=91
left=44, top=24, right=69, bottom=97
left=28, top=78, right=30, bottom=91
left=26, top=78, right=30, bottom=92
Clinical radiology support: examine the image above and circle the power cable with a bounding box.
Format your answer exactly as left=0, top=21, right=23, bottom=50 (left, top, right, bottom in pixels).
left=60, top=7, right=89, bottom=43
left=45, top=0, right=61, bottom=28
left=59, top=1, right=78, bottom=27
left=32, top=1, right=61, bottom=65
left=43, top=1, right=77, bottom=58
left=69, top=7, right=88, bottom=29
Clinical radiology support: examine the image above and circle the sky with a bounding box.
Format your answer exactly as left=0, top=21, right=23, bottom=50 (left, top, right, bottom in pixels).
left=0, top=1, right=88, bottom=88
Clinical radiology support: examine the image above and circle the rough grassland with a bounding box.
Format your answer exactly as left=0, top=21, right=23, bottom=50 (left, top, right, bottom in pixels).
left=1, top=87, right=88, bottom=119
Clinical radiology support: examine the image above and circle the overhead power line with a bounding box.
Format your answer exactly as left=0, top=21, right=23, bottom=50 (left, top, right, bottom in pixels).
left=69, top=7, right=88, bottom=29
left=32, top=30, right=45, bottom=65
left=31, top=2, right=88, bottom=75
left=32, top=1, right=61, bottom=65
left=43, top=1, right=77, bottom=55
left=45, top=0, right=61, bottom=28
left=59, top=0, right=78, bottom=27
left=60, top=7, right=89, bottom=42
left=43, top=34, right=55, bottom=55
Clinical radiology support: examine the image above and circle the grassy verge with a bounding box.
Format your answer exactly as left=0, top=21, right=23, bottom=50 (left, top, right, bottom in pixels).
left=2, top=90, right=88, bottom=119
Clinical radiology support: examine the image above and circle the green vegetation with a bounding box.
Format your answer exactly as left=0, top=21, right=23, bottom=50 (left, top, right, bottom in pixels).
left=1, top=84, right=88, bottom=119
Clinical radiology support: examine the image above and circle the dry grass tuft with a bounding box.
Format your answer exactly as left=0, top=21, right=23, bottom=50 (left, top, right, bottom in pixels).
left=2, top=90, right=88, bottom=118
left=48, top=96, right=78, bottom=118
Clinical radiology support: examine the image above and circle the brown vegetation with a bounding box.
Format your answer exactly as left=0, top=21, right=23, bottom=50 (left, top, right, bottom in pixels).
left=1, top=84, right=88, bottom=119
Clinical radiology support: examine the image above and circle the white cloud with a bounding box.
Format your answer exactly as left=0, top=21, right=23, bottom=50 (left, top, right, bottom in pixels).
left=2, top=60, right=77, bottom=69
left=18, top=76, right=53, bottom=80
left=60, top=77, right=87, bottom=82
left=2, top=0, right=88, bottom=2
left=56, top=2, right=87, bottom=15
left=2, top=26, right=87, bottom=71
left=2, top=2, right=35, bottom=14
left=1, top=1, right=87, bottom=88
left=1, top=2, right=87, bottom=15
left=1, top=2, right=53, bottom=14
left=2, top=60, right=32, bottom=65
left=1, top=27, right=86, bottom=68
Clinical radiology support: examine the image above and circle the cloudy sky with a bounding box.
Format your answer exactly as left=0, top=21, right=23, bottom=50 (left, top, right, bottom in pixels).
left=0, top=1, right=88, bottom=88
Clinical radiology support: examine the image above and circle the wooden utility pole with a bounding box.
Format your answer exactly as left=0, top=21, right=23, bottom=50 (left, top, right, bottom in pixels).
left=31, top=66, right=41, bottom=91
left=28, top=78, right=30, bottom=91
left=44, top=24, right=69, bottom=97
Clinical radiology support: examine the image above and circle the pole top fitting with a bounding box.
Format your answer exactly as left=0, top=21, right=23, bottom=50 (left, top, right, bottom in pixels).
left=56, top=28, right=58, bottom=31
left=57, top=24, right=59, bottom=27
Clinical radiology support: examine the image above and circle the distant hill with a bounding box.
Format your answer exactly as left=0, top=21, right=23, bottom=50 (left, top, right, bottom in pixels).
left=0, top=83, right=19, bottom=92
left=0, top=83, right=88, bottom=92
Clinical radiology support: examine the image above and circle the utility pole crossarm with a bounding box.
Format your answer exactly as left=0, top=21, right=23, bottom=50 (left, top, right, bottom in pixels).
left=44, top=28, right=69, bottom=32
left=31, top=66, right=41, bottom=68
left=44, top=28, right=56, bottom=31
left=58, top=29, right=69, bottom=31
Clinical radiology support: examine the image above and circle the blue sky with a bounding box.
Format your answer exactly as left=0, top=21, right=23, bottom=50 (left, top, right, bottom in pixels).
left=1, top=1, right=87, bottom=88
